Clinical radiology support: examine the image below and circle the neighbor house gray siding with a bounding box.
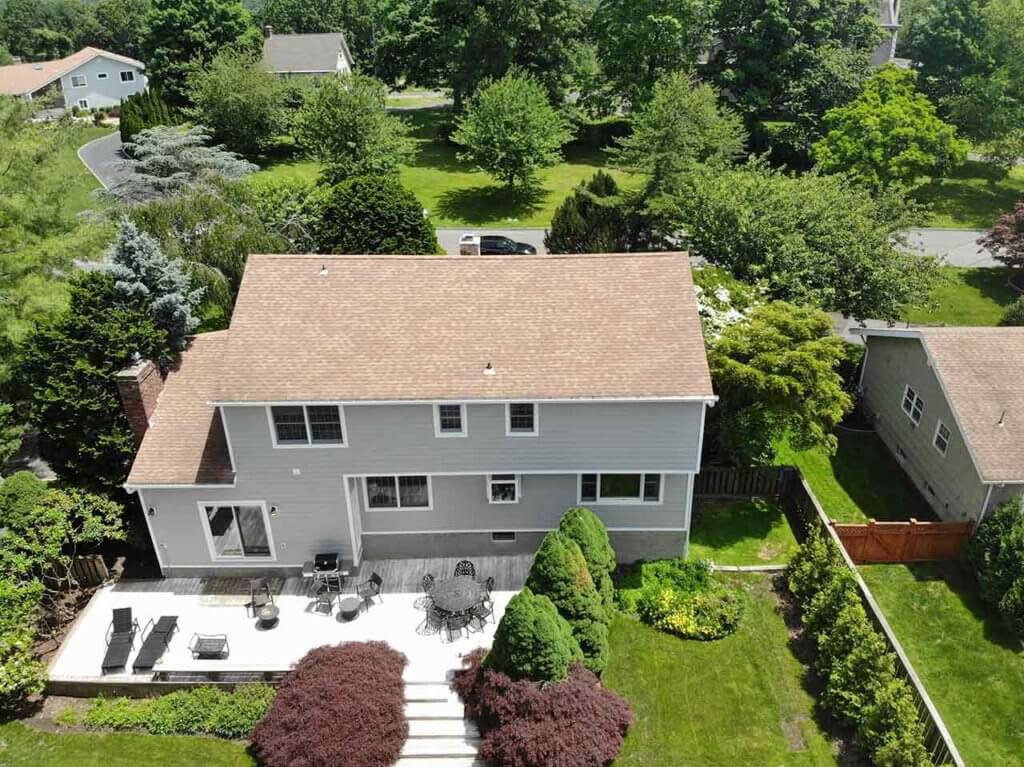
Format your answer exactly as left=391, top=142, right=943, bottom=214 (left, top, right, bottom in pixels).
left=59, top=55, right=145, bottom=109
left=139, top=400, right=705, bottom=575
left=860, top=336, right=1021, bottom=521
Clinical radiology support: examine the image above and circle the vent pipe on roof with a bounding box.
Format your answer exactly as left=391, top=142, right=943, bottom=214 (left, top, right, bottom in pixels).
left=319, top=264, right=328, bottom=276
left=483, top=362, right=496, bottom=376
left=998, top=410, right=1006, bottom=427
left=264, top=25, right=273, bottom=39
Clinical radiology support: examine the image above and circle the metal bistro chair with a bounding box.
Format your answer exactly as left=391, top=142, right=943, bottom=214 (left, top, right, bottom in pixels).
left=443, top=612, right=471, bottom=643
left=356, top=572, right=383, bottom=610
left=416, top=604, right=444, bottom=636
left=454, top=560, right=476, bottom=578
left=247, top=578, right=274, bottom=617
left=482, top=576, right=495, bottom=600
left=314, top=583, right=336, bottom=616
left=414, top=573, right=435, bottom=610
left=468, top=600, right=495, bottom=633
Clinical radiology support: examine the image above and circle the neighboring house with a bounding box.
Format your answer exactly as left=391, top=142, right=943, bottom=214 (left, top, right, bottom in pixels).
left=0, top=46, right=146, bottom=110
left=874, top=0, right=904, bottom=67
left=120, top=253, right=716, bottom=578
left=261, top=26, right=353, bottom=77
left=856, top=327, right=1024, bottom=522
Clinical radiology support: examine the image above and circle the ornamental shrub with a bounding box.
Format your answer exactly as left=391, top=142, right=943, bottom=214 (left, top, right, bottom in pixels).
left=0, top=471, right=49, bottom=529
left=998, top=295, right=1024, bottom=327
left=785, top=529, right=845, bottom=607
left=819, top=603, right=896, bottom=723
left=558, top=506, right=616, bottom=611
left=859, top=678, right=931, bottom=767
left=453, top=649, right=633, bottom=767
left=525, top=531, right=609, bottom=672
left=636, top=584, right=743, bottom=640
left=314, top=175, right=440, bottom=255
left=963, top=499, right=1024, bottom=637
left=485, top=588, right=583, bottom=682
left=252, top=642, right=407, bottom=767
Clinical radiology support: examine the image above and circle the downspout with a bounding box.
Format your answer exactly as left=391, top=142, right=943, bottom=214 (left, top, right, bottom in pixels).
left=978, top=484, right=994, bottom=525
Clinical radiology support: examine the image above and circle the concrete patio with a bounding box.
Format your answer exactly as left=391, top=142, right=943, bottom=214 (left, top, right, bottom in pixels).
left=48, top=555, right=529, bottom=689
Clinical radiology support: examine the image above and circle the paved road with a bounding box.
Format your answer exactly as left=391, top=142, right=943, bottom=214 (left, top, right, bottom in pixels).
left=74, top=144, right=995, bottom=266
left=77, top=131, right=129, bottom=191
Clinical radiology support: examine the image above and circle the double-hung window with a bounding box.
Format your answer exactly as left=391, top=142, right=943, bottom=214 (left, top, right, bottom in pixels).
left=119, top=70, right=136, bottom=83
left=434, top=403, right=467, bottom=437
left=201, top=503, right=273, bottom=559
left=269, top=405, right=345, bottom=446
left=901, top=385, right=924, bottom=426
left=487, top=474, right=520, bottom=504
left=506, top=402, right=537, bottom=435
left=70, top=74, right=87, bottom=88
left=933, top=420, right=951, bottom=455
left=579, top=473, right=662, bottom=504
left=366, top=475, right=432, bottom=510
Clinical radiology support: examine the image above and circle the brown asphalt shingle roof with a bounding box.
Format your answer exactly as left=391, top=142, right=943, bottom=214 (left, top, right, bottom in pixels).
left=215, top=253, right=714, bottom=403
left=918, top=327, right=1024, bottom=483
left=127, top=332, right=234, bottom=487
left=0, top=47, right=143, bottom=96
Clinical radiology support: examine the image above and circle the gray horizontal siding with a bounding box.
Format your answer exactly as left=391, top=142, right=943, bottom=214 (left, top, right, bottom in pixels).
left=359, top=473, right=690, bottom=534
left=222, top=401, right=704, bottom=478
left=861, top=336, right=986, bottom=521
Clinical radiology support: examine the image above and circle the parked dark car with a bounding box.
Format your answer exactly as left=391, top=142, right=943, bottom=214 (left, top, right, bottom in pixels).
left=479, top=235, right=537, bottom=255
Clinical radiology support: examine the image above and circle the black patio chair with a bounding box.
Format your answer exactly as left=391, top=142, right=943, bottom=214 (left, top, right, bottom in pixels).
left=189, top=633, right=229, bottom=659
left=443, top=612, right=470, bottom=643
left=415, top=605, right=444, bottom=636
left=247, top=578, right=273, bottom=617
left=468, top=600, right=495, bottom=633
left=314, top=583, right=335, bottom=616
left=356, top=572, right=383, bottom=610
left=482, top=576, right=495, bottom=598
left=454, top=560, right=475, bottom=578
left=414, top=573, right=435, bottom=610
left=101, top=607, right=139, bottom=673
left=133, top=615, right=178, bottom=673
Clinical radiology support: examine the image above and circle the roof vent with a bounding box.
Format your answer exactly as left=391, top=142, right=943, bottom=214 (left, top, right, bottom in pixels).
left=319, top=264, right=328, bottom=276
left=32, top=64, right=44, bottom=70
left=483, top=362, right=496, bottom=376
left=998, top=410, right=1006, bottom=427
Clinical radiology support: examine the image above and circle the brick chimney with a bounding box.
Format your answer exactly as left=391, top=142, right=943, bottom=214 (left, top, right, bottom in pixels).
left=116, top=358, right=163, bottom=448
left=264, top=25, right=273, bottom=39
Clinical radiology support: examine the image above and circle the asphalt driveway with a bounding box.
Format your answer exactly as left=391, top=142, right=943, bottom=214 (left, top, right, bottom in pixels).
left=77, top=131, right=129, bottom=191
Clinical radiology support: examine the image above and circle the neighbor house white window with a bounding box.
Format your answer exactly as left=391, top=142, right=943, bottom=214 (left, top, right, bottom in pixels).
left=77, top=98, right=89, bottom=109
left=506, top=402, right=538, bottom=435
left=199, top=502, right=274, bottom=560
left=901, top=385, right=924, bottom=425
left=433, top=403, right=467, bottom=437
left=119, top=70, right=136, bottom=83
left=579, top=473, right=662, bottom=504
left=70, top=74, right=87, bottom=88
left=97, top=72, right=109, bottom=80
left=933, top=420, right=951, bottom=455
left=487, top=474, right=520, bottom=504
left=365, top=475, right=432, bottom=510
left=268, top=405, right=346, bottom=446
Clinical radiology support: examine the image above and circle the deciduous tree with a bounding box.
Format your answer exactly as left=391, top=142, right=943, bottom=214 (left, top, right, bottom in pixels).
left=707, top=301, right=852, bottom=465
left=545, top=172, right=654, bottom=254
left=978, top=200, right=1024, bottom=270
left=813, top=66, right=967, bottom=189
left=452, top=69, right=572, bottom=188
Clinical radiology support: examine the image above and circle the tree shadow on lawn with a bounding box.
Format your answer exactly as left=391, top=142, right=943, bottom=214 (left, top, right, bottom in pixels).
left=434, top=183, right=546, bottom=225
left=690, top=498, right=782, bottom=553
left=902, top=561, right=1021, bottom=651
left=914, top=160, right=1024, bottom=228
left=959, top=267, right=1017, bottom=308
left=826, top=429, right=938, bottom=522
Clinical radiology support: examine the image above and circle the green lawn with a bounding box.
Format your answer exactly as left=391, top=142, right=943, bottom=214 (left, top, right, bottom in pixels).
left=860, top=564, right=1024, bottom=767
left=688, top=499, right=800, bottom=565
left=255, top=108, right=636, bottom=227
left=605, top=574, right=838, bottom=766
left=775, top=430, right=936, bottom=523
left=915, top=159, right=1024, bottom=229
left=63, top=125, right=116, bottom=215
left=0, top=722, right=254, bottom=766
left=905, top=266, right=1017, bottom=326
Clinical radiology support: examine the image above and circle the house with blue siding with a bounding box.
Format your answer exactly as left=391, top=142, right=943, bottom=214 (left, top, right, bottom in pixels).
left=0, top=46, right=146, bottom=110
left=120, top=253, right=716, bottom=577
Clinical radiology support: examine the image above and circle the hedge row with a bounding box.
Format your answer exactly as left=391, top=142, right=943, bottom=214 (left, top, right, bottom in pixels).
left=786, top=532, right=931, bottom=767
left=84, top=683, right=275, bottom=739
left=964, top=500, right=1024, bottom=638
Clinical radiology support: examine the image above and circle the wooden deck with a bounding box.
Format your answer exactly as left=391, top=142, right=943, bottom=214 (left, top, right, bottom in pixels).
left=110, top=554, right=532, bottom=596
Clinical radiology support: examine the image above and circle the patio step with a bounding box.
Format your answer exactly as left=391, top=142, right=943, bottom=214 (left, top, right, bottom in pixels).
left=405, top=700, right=465, bottom=719
left=394, top=759, right=485, bottom=767
left=408, top=718, right=479, bottom=738
left=404, top=683, right=454, bottom=701
left=400, top=737, right=481, bottom=758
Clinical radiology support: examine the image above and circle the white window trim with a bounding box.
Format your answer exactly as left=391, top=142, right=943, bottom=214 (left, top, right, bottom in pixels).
left=76, top=98, right=89, bottom=109
left=486, top=474, right=520, bottom=504
left=197, top=501, right=277, bottom=562
left=491, top=531, right=517, bottom=543
left=266, top=405, right=348, bottom=448
left=933, top=419, right=951, bottom=456
left=119, top=69, right=136, bottom=83
left=577, top=472, right=664, bottom=505
left=433, top=403, right=467, bottom=438
left=364, top=474, right=434, bottom=512
left=70, top=74, right=87, bottom=88
left=505, top=402, right=539, bottom=436
left=901, top=384, right=924, bottom=426
left=97, top=72, right=109, bottom=80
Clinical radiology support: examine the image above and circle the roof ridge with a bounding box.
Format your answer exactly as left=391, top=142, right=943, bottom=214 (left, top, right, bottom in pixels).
left=246, top=252, right=688, bottom=261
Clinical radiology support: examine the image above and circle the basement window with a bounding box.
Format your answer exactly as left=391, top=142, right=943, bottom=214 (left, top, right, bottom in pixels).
left=491, top=532, right=516, bottom=542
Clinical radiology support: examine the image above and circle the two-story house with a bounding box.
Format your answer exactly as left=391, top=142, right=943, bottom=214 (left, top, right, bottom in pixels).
left=121, top=253, right=716, bottom=577
left=857, top=327, right=1024, bottom=522
left=0, top=46, right=146, bottom=110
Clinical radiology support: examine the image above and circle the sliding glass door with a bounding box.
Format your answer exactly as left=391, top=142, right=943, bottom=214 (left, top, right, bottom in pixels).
left=203, top=503, right=273, bottom=559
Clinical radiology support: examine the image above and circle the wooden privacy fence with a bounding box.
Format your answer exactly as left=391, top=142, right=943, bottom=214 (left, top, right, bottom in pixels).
left=70, top=555, right=109, bottom=587
left=833, top=519, right=974, bottom=564
left=694, top=465, right=793, bottom=498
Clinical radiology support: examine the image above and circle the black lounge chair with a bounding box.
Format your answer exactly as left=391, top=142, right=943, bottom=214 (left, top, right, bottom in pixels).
left=101, top=607, right=138, bottom=673
left=133, top=616, right=178, bottom=672
left=454, top=560, right=475, bottom=578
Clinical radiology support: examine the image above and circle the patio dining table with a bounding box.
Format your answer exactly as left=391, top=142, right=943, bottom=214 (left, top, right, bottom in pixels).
left=431, top=575, right=485, bottom=616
